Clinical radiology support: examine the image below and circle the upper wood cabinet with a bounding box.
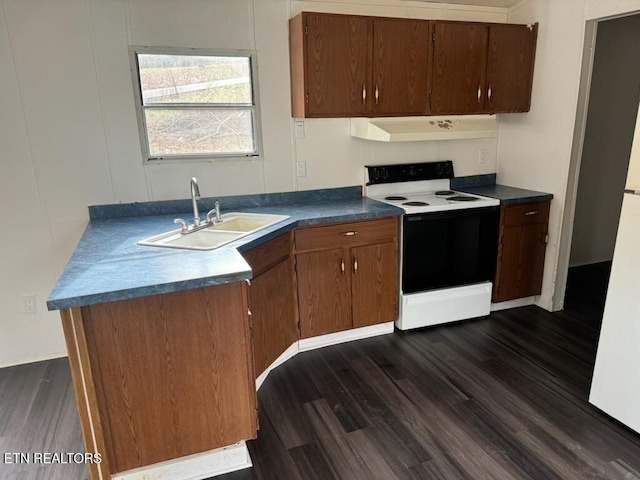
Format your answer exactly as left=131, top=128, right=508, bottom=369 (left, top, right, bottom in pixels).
left=372, top=18, right=430, bottom=116
left=431, top=22, right=488, bottom=115
left=485, top=24, right=538, bottom=113
left=290, top=13, right=370, bottom=117
left=289, top=12, right=429, bottom=118
left=430, top=21, right=538, bottom=115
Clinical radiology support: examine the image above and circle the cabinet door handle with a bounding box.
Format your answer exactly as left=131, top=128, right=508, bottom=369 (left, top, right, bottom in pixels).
left=477, top=85, right=482, bottom=102
left=375, top=84, right=379, bottom=105
left=340, top=231, right=358, bottom=236
left=524, top=211, right=538, bottom=216
left=353, top=257, right=358, bottom=274
left=362, top=84, right=367, bottom=104
left=488, top=85, right=492, bottom=101
left=340, top=258, right=345, bottom=275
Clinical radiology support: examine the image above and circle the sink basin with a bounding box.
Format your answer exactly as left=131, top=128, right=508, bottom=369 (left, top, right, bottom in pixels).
left=138, top=212, right=290, bottom=250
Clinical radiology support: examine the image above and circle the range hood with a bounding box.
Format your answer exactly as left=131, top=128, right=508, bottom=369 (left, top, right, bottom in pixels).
left=350, top=115, right=497, bottom=142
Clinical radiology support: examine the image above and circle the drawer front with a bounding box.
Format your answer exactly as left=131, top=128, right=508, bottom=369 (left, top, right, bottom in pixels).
left=295, top=217, right=398, bottom=253
left=242, top=232, right=292, bottom=277
left=502, top=201, right=550, bottom=227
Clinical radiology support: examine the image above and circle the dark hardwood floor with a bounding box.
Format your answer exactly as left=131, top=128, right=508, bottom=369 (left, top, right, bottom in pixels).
left=3, top=262, right=640, bottom=479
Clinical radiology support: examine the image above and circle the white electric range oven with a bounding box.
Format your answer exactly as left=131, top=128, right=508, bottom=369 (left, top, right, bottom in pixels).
left=365, top=161, right=500, bottom=330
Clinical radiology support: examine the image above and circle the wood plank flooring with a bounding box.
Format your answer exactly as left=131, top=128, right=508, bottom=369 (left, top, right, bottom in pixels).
left=3, top=262, right=640, bottom=479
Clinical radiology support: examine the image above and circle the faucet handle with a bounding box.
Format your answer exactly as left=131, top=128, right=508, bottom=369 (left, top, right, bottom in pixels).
left=174, top=218, right=189, bottom=233
left=206, top=201, right=222, bottom=224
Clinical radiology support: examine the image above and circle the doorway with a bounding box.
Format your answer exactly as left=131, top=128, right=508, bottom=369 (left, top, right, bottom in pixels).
left=560, top=14, right=640, bottom=309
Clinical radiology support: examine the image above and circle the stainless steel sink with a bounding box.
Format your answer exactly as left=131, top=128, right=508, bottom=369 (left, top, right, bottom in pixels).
left=138, top=213, right=290, bottom=250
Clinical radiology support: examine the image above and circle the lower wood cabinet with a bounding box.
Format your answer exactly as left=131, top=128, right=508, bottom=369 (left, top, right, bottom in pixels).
left=60, top=217, right=400, bottom=479
left=61, top=282, right=257, bottom=478
left=493, top=200, right=550, bottom=302
left=242, top=232, right=298, bottom=378
left=294, top=217, right=399, bottom=338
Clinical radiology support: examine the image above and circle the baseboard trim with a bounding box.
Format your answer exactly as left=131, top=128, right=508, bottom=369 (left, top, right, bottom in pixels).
left=111, top=441, right=251, bottom=480
left=0, top=351, right=68, bottom=369
left=298, top=322, right=395, bottom=352
left=255, top=343, right=299, bottom=391
left=256, top=322, right=394, bottom=391
left=490, top=297, right=535, bottom=312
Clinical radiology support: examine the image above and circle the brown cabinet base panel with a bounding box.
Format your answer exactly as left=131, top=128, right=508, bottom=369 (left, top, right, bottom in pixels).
left=61, top=283, right=257, bottom=476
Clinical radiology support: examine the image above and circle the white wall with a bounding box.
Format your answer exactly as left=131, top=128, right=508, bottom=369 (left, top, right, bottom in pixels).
left=498, top=0, right=640, bottom=310
left=569, top=15, right=640, bottom=267
left=0, top=0, right=506, bottom=367
left=498, top=0, right=588, bottom=310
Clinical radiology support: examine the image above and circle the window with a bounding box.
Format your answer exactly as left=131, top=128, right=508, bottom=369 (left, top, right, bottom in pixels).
left=130, top=47, right=260, bottom=161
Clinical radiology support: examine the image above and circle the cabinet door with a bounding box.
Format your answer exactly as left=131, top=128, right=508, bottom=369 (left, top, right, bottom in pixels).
left=431, top=22, right=488, bottom=114
left=249, top=258, right=298, bottom=378
left=485, top=24, right=537, bottom=113
left=297, top=248, right=352, bottom=338
left=351, top=241, right=398, bottom=328
left=305, top=13, right=370, bottom=117
left=372, top=18, right=429, bottom=116
left=495, top=223, right=547, bottom=302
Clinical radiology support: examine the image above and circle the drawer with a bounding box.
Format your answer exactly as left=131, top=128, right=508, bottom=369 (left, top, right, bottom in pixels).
left=295, top=217, right=398, bottom=253
left=502, top=201, right=550, bottom=227
left=242, top=232, right=292, bottom=277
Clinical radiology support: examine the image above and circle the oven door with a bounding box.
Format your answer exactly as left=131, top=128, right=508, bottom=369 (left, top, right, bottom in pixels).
left=402, top=206, right=499, bottom=294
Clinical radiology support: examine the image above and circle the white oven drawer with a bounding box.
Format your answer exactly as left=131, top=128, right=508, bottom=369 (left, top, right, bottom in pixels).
left=397, top=282, right=492, bottom=330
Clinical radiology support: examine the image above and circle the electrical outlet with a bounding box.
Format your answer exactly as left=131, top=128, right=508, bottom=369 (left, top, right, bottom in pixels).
left=22, top=294, right=37, bottom=314
left=296, top=161, right=307, bottom=177
left=478, top=149, right=487, bottom=164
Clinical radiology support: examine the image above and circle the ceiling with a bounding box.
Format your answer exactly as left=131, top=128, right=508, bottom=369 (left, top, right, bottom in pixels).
left=411, top=0, right=522, bottom=8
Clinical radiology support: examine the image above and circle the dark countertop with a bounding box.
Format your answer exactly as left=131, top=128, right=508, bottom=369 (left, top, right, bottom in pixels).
left=47, top=189, right=402, bottom=310
left=458, top=184, right=553, bottom=204
left=451, top=175, right=553, bottom=204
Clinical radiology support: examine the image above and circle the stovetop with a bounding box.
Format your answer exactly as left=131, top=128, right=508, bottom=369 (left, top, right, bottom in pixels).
left=364, top=161, right=499, bottom=214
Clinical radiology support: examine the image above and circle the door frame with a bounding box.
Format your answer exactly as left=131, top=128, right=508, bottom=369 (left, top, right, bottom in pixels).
left=554, top=10, right=640, bottom=311
left=552, top=20, right=598, bottom=311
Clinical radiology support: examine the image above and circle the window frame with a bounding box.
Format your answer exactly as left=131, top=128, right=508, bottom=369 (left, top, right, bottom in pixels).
left=129, top=46, right=263, bottom=163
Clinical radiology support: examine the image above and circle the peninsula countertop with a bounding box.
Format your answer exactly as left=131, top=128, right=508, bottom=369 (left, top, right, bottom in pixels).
left=47, top=187, right=402, bottom=310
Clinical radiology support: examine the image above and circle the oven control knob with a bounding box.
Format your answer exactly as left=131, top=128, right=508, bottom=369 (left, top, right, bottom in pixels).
left=436, top=164, right=443, bottom=175
left=444, top=163, right=452, bottom=175
left=370, top=168, right=380, bottom=181
left=409, top=166, right=417, bottom=176
left=380, top=168, right=389, bottom=179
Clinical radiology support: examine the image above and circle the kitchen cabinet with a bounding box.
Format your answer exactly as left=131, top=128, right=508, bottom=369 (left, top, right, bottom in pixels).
left=493, top=200, right=550, bottom=302
left=294, top=217, right=398, bottom=338
left=289, top=12, right=429, bottom=118
left=431, top=21, right=538, bottom=115
left=372, top=18, right=430, bottom=116
left=61, top=282, right=257, bottom=477
left=290, top=12, right=369, bottom=118
left=242, top=232, right=298, bottom=378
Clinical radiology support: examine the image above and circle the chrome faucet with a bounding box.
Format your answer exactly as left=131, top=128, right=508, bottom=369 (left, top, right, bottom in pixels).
left=174, top=178, right=223, bottom=234
left=190, top=177, right=201, bottom=227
